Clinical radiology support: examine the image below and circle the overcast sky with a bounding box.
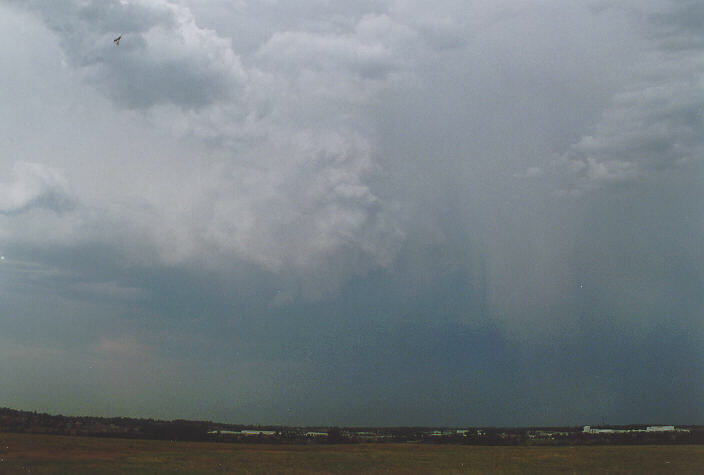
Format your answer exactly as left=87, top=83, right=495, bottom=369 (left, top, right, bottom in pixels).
left=0, top=0, right=702, bottom=427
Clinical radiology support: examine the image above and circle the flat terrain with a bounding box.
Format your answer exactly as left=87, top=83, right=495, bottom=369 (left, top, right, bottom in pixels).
left=1, top=432, right=703, bottom=473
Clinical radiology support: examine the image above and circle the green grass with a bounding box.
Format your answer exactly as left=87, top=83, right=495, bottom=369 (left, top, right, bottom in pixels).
left=1, top=432, right=703, bottom=473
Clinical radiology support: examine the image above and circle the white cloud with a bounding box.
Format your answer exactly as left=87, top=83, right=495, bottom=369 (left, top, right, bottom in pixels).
left=0, top=162, right=73, bottom=214
left=3, top=0, right=418, bottom=293
left=256, top=13, right=416, bottom=79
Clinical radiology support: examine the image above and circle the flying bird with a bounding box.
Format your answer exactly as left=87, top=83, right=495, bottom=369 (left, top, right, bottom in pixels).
left=114, top=35, right=121, bottom=46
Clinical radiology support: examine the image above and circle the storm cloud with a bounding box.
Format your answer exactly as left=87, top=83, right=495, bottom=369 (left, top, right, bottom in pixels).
left=0, top=0, right=702, bottom=426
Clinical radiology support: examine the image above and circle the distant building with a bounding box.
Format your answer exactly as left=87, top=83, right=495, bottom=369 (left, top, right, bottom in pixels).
left=584, top=425, right=685, bottom=434
left=207, top=429, right=277, bottom=436
left=528, top=430, right=568, bottom=440
left=583, top=426, right=623, bottom=434
left=241, top=429, right=277, bottom=436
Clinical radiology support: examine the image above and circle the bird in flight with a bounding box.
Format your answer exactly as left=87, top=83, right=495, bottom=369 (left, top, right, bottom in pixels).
left=114, top=35, right=121, bottom=46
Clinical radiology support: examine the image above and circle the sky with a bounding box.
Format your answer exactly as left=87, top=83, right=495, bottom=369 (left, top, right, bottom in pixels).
left=0, top=0, right=702, bottom=427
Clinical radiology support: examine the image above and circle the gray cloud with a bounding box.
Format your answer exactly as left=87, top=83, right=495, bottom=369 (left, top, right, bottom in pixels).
left=1, top=0, right=702, bottom=426
left=10, top=0, right=245, bottom=110
left=547, top=1, right=704, bottom=194
left=553, top=78, right=704, bottom=193
left=649, top=0, right=704, bottom=50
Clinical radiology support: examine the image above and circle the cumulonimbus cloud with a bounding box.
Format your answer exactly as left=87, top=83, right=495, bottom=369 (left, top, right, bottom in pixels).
left=5, top=0, right=440, bottom=292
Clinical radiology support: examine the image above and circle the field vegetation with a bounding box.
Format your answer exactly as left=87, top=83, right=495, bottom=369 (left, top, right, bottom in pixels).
left=2, top=432, right=704, bottom=473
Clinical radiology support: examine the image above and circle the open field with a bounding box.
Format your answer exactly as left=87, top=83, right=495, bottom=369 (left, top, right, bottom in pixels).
left=1, top=432, right=703, bottom=473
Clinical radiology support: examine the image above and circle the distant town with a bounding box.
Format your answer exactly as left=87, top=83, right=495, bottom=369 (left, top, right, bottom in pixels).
left=1, top=407, right=701, bottom=446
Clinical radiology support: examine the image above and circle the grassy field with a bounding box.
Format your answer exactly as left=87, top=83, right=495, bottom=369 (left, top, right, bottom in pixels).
left=1, top=432, right=703, bottom=473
